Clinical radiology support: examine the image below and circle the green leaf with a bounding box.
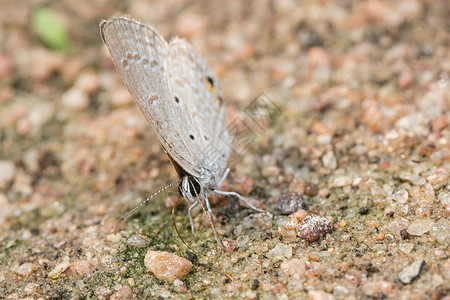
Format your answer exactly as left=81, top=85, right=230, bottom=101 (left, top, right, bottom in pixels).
left=32, top=7, right=70, bottom=50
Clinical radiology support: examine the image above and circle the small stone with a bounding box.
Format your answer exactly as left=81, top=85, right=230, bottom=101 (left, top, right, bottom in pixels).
left=358, top=207, right=369, bottom=215
left=222, top=239, right=237, bottom=252
left=399, top=243, right=414, bottom=254
left=429, top=219, right=449, bottom=244
left=392, top=189, right=409, bottom=203
left=293, top=209, right=308, bottom=221
left=428, top=169, right=448, bottom=186
left=127, top=235, right=151, bottom=248
left=308, top=252, right=320, bottom=262
left=322, top=151, right=337, bottom=169
left=311, top=120, right=330, bottom=134
left=110, top=285, right=133, bottom=300
left=173, top=279, right=188, bottom=293
left=95, top=286, right=113, bottom=298
left=0, top=160, right=15, bottom=189
left=398, top=260, right=425, bottom=284
left=144, top=251, right=192, bottom=283
left=398, top=68, right=414, bottom=88
left=110, top=87, right=134, bottom=107
left=308, top=290, right=335, bottom=300
left=331, top=176, right=353, bottom=187
left=70, top=260, right=93, bottom=276
left=276, top=192, right=306, bottom=215
left=174, top=11, right=208, bottom=37
left=0, top=54, right=14, bottom=79
left=304, top=183, right=318, bottom=196
left=285, top=217, right=299, bottom=231
left=74, top=69, right=100, bottom=95
left=106, top=233, right=121, bottom=243
left=23, top=282, right=40, bottom=295
left=288, top=178, right=306, bottom=193
left=407, top=219, right=433, bottom=236
left=438, top=191, right=449, bottom=205
left=48, top=258, right=70, bottom=279
left=15, top=263, right=38, bottom=277
left=266, top=243, right=292, bottom=262
left=385, top=217, right=410, bottom=239
left=399, top=172, right=426, bottom=186
left=307, top=47, right=331, bottom=67
left=241, top=212, right=273, bottom=231
left=236, top=235, right=250, bottom=249
left=262, top=165, right=280, bottom=177
left=61, top=87, right=89, bottom=111
left=251, top=279, right=260, bottom=290
left=362, top=280, right=393, bottom=297
left=297, top=215, right=333, bottom=242
left=281, top=258, right=306, bottom=278
left=400, top=229, right=409, bottom=240
left=431, top=115, right=447, bottom=133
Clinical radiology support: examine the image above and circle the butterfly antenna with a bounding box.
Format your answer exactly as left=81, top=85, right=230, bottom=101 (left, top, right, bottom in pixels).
left=113, top=181, right=178, bottom=234
left=172, top=203, right=196, bottom=252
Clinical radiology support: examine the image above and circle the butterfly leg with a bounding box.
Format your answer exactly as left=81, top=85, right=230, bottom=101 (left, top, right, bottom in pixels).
left=214, top=190, right=265, bottom=212
left=218, top=168, right=230, bottom=186
left=202, top=193, right=225, bottom=250
left=188, top=201, right=199, bottom=234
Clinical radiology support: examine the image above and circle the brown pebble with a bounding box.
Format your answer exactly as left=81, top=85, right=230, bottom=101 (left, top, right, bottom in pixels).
left=276, top=192, right=305, bottom=215
left=432, top=115, right=447, bottom=133
left=307, top=47, right=330, bottom=67
left=234, top=177, right=255, bottom=195
left=110, top=285, right=133, bottom=300
left=311, top=120, right=330, bottom=134
left=308, top=252, right=320, bottom=262
left=400, top=229, right=409, bottom=240
left=173, top=279, right=188, bottom=293
left=70, top=260, right=93, bottom=276
left=280, top=258, right=306, bottom=277
left=15, top=263, right=38, bottom=277
left=222, top=239, right=237, bottom=252
left=297, top=215, right=333, bottom=242
left=95, top=286, right=113, bottom=298
left=418, top=145, right=435, bottom=157
left=0, top=54, right=14, bottom=79
left=398, top=68, right=414, bottom=88
left=144, top=250, right=192, bottom=283
left=293, top=209, right=308, bottom=221
left=304, top=183, right=318, bottom=196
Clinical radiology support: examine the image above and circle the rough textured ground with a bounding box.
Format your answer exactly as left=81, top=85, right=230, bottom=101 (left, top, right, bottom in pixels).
left=0, top=0, right=449, bottom=299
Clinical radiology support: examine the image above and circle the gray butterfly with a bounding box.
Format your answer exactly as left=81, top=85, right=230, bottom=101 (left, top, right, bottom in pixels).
left=100, top=16, right=263, bottom=248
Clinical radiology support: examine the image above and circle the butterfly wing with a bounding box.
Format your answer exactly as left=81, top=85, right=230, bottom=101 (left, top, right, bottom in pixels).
left=166, top=38, right=232, bottom=181
left=100, top=16, right=207, bottom=178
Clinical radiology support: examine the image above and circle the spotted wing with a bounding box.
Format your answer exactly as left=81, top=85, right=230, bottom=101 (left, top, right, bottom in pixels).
left=100, top=16, right=210, bottom=177
left=166, top=38, right=232, bottom=181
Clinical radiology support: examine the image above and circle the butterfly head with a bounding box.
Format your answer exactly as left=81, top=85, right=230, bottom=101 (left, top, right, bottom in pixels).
left=178, top=175, right=202, bottom=203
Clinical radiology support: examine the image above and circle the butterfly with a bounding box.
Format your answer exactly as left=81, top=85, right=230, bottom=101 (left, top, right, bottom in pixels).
left=100, top=16, right=263, bottom=249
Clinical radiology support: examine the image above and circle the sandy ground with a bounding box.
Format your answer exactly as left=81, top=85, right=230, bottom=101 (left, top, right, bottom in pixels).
left=0, top=0, right=449, bottom=299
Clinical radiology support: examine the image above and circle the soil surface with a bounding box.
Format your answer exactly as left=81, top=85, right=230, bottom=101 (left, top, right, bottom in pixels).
left=0, top=0, right=449, bottom=299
